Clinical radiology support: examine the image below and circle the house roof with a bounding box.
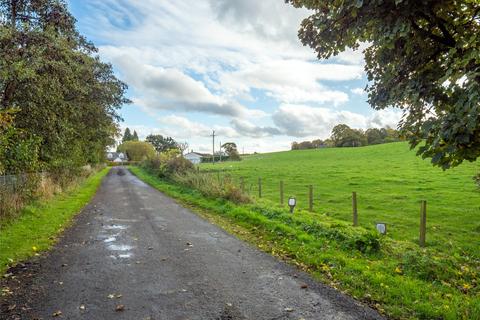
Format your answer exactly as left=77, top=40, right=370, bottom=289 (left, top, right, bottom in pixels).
left=185, top=152, right=211, bottom=157
left=106, top=152, right=127, bottom=159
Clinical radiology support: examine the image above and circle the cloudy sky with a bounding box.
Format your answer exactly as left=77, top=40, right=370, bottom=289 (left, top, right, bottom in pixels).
left=67, top=0, right=401, bottom=153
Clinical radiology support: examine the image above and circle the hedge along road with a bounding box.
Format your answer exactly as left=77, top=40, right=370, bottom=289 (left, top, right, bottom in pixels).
left=0, top=168, right=383, bottom=320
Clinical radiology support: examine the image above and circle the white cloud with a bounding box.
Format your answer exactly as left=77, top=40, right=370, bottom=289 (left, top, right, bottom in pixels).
left=272, top=104, right=402, bottom=138
left=230, top=119, right=281, bottom=138
left=219, top=60, right=362, bottom=105
left=351, top=87, right=366, bottom=95
left=74, top=0, right=383, bottom=149
left=106, top=53, right=265, bottom=117
left=367, top=109, right=403, bottom=129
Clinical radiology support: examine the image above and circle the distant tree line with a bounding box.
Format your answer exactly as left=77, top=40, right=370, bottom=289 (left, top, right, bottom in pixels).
left=0, top=1, right=128, bottom=174
left=116, top=129, right=190, bottom=162
left=116, top=129, right=242, bottom=163
left=291, top=124, right=402, bottom=150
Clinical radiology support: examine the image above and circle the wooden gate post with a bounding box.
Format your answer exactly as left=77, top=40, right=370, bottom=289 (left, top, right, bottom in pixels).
left=352, top=192, right=358, bottom=226
left=258, top=178, right=262, bottom=198
left=308, top=185, right=313, bottom=212
left=280, top=181, right=284, bottom=205
left=419, top=200, right=427, bottom=247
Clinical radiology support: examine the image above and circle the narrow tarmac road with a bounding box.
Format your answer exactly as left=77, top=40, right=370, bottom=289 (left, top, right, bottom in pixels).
left=1, top=168, right=383, bottom=320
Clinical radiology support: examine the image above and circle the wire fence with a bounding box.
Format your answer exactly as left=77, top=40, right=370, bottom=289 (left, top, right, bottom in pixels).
left=0, top=172, right=47, bottom=192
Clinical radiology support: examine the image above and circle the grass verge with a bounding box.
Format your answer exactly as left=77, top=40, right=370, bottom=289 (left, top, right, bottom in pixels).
left=0, top=167, right=110, bottom=274
left=130, top=166, right=479, bottom=320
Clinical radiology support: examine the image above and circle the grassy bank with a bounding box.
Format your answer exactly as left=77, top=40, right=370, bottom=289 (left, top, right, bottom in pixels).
left=201, top=142, right=480, bottom=257
left=130, top=166, right=479, bottom=320
left=0, top=167, right=110, bottom=274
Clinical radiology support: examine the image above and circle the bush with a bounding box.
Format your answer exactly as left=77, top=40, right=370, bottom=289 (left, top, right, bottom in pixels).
left=117, top=141, right=156, bottom=161
left=165, top=157, right=194, bottom=176
left=173, top=172, right=251, bottom=204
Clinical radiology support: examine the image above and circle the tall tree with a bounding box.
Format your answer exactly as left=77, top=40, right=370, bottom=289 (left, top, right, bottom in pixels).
left=222, top=142, right=241, bottom=161
left=146, top=134, right=178, bottom=153
left=0, top=0, right=128, bottom=171
left=132, top=130, right=139, bottom=141
left=287, top=0, right=480, bottom=169
left=122, top=128, right=133, bottom=143
left=331, top=124, right=367, bottom=147
left=177, top=141, right=189, bottom=156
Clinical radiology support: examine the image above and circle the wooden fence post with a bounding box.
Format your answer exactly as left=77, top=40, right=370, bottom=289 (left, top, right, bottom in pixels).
left=419, top=200, right=427, bottom=247
left=280, top=180, right=284, bottom=205
left=258, top=178, right=262, bottom=198
left=240, top=177, right=245, bottom=192
left=352, top=192, right=358, bottom=226
left=308, top=185, right=313, bottom=212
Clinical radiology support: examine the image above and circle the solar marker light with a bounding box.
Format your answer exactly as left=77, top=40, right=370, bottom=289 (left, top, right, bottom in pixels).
left=375, top=222, right=387, bottom=235
left=288, top=197, right=296, bottom=213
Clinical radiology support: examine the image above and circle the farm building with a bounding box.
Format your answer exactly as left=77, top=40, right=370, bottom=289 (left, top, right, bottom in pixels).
left=184, top=152, right=210, bottom=164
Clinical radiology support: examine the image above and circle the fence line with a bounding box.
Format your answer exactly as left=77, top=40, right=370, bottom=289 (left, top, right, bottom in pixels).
left=0, top=172, right=48, bottom=191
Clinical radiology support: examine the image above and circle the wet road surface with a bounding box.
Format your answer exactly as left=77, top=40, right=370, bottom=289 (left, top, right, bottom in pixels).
left=0, top=167, right=383, bottom=319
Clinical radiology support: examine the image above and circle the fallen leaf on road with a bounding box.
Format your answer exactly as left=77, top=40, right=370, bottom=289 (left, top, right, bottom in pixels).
left=284, top=307, right=294, bottom=312
left=186, top=242, right=193, bottom=247
left=79, top=304, right=86, bottom=310
left=108, top=294, right=115, bottom=299
left=115, top=304, right=125, bottom=312
left=116, top=294, right=123, bottom=298
left=52, top=310, right=62, bottom=317
left=300, top=284, right=308, bottom=289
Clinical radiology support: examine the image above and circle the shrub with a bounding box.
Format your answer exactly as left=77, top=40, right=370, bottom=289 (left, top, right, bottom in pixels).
left=165, top=157, right=194, bottom=176
left=117, top=141, right=156, bottom=161
left=173, top=172, right=251, bottom=204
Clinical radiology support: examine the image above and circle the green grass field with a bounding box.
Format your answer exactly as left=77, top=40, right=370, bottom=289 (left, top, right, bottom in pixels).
left=201, top=142, right=480, bottom=257
left=131, top=163, right=479, bottom=319
left=0, top=167, right=110, bottom=274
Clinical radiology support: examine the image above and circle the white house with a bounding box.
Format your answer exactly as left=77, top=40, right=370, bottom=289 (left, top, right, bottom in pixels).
left=184, top=152, right=209, bottom=164
left=106, top=152, right=128, bottom=163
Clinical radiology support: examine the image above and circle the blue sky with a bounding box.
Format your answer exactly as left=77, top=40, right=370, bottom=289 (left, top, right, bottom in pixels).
left=67, top=0, right=401, bottom=153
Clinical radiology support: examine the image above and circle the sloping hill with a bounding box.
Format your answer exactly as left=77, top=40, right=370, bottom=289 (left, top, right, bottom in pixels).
left=202, top=142, right=480, bottom=256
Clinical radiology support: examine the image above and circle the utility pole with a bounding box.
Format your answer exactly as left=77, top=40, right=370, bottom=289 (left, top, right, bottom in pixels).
left=211, top=130, right=215, bottom=165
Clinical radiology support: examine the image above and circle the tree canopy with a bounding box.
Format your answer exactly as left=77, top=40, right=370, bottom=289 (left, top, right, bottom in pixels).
left=146, top=134, right=178, bottom=153
left=117, top=141, right=155, bottom=162
left=0, top=0, right=129, bottom=173
left=287, top=0, right=480, bottom=169
left=222, top=142, right=241, bottom=161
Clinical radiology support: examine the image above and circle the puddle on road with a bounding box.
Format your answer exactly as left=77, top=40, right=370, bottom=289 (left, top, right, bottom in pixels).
left=104, top=236, right=116, bottom=243
left=129, top=177, right=149, bottom=188
left=104, top=224, right=127, bottom=230
left=108, top=244, right=133, bottom=251
left=100, top=217, right=135, bottom=260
